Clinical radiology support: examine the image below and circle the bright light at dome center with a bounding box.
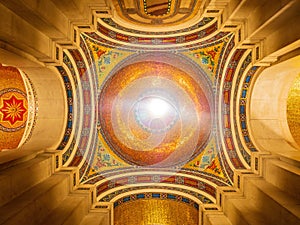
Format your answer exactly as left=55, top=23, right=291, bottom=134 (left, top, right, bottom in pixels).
left=148, top=98, right=171, bottom=118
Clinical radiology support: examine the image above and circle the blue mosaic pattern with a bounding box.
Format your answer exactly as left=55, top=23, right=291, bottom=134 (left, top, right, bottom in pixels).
left=239, top=66, right=259, bottom=152
left=114, top=192, right=199, bottom=210
left=101, top=17, right=214, bottom=35
left=232, top=52, right=253, bottom=165
left=56, top=66, right=73, bottom=150
left=99, top=185, right=213, bottom=204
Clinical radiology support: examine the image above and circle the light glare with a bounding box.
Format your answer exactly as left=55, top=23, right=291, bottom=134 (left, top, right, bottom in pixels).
left=149, top=98, right=170, bottom=118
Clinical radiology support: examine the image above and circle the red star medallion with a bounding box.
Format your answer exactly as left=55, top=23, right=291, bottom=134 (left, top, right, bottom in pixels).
left=0, top=94, right=27, bottom=125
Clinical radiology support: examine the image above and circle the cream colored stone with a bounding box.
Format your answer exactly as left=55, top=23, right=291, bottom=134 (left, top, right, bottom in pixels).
left=0, top=174, right=12, bottom=206
left=79, top=211, right=110, bottom=225
left=204, top=214, right=233, bottom=225
left=250, top=55, right=300, bottom=155
left=243, top=178, right=300, bottom=225
left=20, top=118, right=65, bottom=151
left=41, top=195, right=89, bottom=225
left=255, top=139, right=298, bottom=153
left=0, top=173, right=70, bottom=225
left=250, top=100, right=283, bottom=120
left=250, top=119, right=286, bottom=139
left=264, top=159, right=300, bottom=200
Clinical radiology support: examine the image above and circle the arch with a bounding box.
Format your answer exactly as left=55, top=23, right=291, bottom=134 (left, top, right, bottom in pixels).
left=249, top=55, right=300, bottom=159
left=0, top=48, right=66, bottom=155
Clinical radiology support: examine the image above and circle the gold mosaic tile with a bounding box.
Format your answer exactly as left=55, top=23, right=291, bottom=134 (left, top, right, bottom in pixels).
left=287, top=73, right=300, bottom=147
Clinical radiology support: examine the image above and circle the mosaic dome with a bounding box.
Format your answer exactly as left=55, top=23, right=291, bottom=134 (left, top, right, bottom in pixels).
left=99, top=59, right=212, bottom=167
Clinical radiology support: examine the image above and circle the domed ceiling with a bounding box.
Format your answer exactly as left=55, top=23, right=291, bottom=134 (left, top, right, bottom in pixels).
left=99, top=56, right=212, bottom=167
left=54, top=0, right=261, bottom=219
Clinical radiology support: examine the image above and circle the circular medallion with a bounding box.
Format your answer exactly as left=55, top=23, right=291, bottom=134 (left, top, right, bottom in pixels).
left=99, top=60, right=212, bottom=167
left=0, top=88, right=28, bottom=132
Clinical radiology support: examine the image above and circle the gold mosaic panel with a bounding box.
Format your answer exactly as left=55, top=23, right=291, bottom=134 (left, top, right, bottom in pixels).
left=287, top=73, right=300, bottom=147
left=114, top=199, right=198, bottom=225
left=0, top=64, right=27, bottom=150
